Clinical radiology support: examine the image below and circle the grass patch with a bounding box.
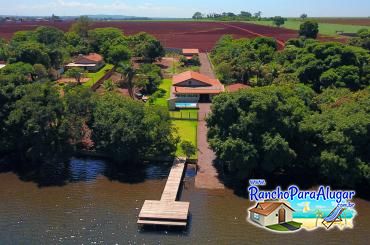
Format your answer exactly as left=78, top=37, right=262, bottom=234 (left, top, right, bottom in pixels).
left=152, top=80, right=199, bottom=158
left=266, top=221, right=302, bottom=232
left=287, top=221, right=302, bottom=229
left=83, top=64, right=114, bottom=88
left=165, top=62, right=200, bottom=76
left=246, top=19, right=369, bottom=36
left=170, top=109, right=198, bottom=120
left=266, top=224, right=290, bottom=231
left=153, top=79, right=172, bottom=107
left=172, top=120, right=198, bottom=158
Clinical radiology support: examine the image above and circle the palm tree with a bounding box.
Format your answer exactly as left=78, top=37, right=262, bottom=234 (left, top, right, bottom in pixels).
left=103, top=79, right=117, bottom=92
left=315, top=209, right=324, bottom=227
left=116, top=61, right=135, bottom=98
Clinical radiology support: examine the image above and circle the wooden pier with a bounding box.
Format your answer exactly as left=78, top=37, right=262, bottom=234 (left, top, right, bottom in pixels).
left=137, top=157, right=189, bottom=227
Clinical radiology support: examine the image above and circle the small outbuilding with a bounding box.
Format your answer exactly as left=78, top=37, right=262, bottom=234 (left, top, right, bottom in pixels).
left=182, top=49, right=200, bottom=60
left=249, top=201, right=295, bottom=227
left=0, top=61, right=6, bottom=69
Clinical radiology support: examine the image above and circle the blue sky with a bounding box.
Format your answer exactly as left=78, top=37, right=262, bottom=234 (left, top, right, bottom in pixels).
left=0, top=0, right=369, bottom=17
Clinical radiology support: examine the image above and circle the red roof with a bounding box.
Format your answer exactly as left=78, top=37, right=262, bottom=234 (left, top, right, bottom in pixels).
left=75, top=53, right=103, bottom=64
left=173, top=86, right=224, bottom=94
left=249, top=202, right=294, bottom=216
left=226, top=83, right=251, bottom=92
left=182, top=49, right=199, bottom=55
left=173, top=71, right=221, bottom=87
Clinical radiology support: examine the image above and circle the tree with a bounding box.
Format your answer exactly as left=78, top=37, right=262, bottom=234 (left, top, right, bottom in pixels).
left=240, top=11, right=252, bottom=18
left=35, top=26, right=65, bottom=46
left=207, top=84, right=313, bottom=181
left=90, top=93, right=176, bottom=163
left=106, top=44, right=131, bottom=66
left=192, top=12, right=203, bottom=19
left=135, top=64, right=162, bottom=94
left=32, top=64, right=48, bottom=80
left=70, top=16, right=91, bottom=38
left=63, top=86, right=95, bottom=149
left=315, top=209, right=324, bottom=227
left=180, top=141, right=197, bottom=158
left=300, top=88, right=370, bottom=188
left=127, top=33, right=165, bottom=62
left=254, top=11, right=262, bottom=19
left=299, top=21, right=319, bottom=39
left=6, top=82, right=69, bottom=165
left=65, top=68, right=86, bottom=85
left=103, top=79, right=117, bottom=91
left=14, top=42, right=51, bottom=67
left=116, top=61, right=135, bottom=97
left=272, top=16, right=286, bottom=27
left=300, top=14, right=308, bottom=20
left=65, top=31, right=89, bottom=55
left=349, top=28, right=370, bottom=50
left=88, top=27, right=124, bottom=54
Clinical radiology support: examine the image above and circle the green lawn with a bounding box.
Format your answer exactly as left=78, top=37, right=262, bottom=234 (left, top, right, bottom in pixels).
left=153, top=79, right=199, bottom=158
left=246, top=19, right=369, bottom=36
left=172, top=120, right=198, bottom=158
left=266, top=221, right=302, bottom=232
left=165, top=64, right=200, bottom=76
left=170, top=109, right=198, bottom=120
left=83, top=64, right=114, bottom=88
left=266, top=224, right=290, bottom=231
left=153, top=79, right=172, bottom=107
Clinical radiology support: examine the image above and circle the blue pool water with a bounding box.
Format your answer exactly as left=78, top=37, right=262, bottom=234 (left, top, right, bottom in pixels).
left=176, top=102, right=198, bottom=108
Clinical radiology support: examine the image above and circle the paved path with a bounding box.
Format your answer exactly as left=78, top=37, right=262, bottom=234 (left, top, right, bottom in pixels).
left=199, top=53, right=216, bottom=78
left=195, top=104, right=224, bottom=189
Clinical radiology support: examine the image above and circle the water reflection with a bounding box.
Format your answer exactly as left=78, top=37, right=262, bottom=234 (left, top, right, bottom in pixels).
left=69, top=158, right=106, bottom=182
left=0, top=158, right=369, bottom=244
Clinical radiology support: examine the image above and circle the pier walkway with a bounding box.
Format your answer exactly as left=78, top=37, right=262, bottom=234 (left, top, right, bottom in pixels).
left=137, top=157, right=189, bottom=227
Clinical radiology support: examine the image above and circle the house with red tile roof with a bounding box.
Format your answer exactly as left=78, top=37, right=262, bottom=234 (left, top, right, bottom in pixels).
left=169, top=71, right=224, bottom=109
left=66, top=53, right=104, bottom=72
left=249, top=201, right=294, bottom=227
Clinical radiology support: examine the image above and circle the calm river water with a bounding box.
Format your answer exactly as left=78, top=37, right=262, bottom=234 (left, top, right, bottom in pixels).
left=0, top=158, right=369, bottom=244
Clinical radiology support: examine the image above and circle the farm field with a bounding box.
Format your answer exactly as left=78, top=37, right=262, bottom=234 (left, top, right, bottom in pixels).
left=0, top=20, right=345, bottom=51
left=309, top=18, right=370, bottom=26
left=247, top=19, right=369, bottom=36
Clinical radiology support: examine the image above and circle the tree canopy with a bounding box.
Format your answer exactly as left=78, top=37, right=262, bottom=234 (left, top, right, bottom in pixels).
left=207, top=84, right=370, bottom=191
left=299, top=21, right=319, bottom=39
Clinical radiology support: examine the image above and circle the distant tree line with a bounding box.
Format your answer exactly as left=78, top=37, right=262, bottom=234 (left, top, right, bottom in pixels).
left=192, top=11, right=263, bottom=21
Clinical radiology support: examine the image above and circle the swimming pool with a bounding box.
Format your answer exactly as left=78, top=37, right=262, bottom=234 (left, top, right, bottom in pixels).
left=175, top=102, right=198, bottom=108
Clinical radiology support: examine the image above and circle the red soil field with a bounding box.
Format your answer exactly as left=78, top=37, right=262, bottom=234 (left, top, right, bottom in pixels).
left=0, top=21, right=345, bottom=51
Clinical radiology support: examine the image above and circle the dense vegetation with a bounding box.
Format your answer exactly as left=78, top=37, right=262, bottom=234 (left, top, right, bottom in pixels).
left=350, top=28, right=370, bottom=51
left=193, top=11, right=261, bottom=21
left=0, top=17, right=176, bottom=175
left=211, top=36, right=370, bottom=92
left=208, top=35, right=370, bottom=194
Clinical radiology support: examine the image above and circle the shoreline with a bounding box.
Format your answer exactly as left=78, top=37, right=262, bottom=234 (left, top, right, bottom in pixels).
left=294, top=218, right=354, bottom=230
